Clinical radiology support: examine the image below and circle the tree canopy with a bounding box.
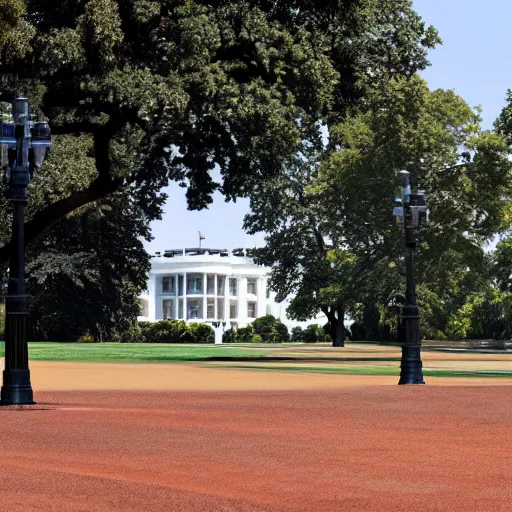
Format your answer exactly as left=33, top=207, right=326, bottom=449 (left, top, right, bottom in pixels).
left=0, top=0, right=440, bottom=258
left=246, top=75, right=512, bottom=343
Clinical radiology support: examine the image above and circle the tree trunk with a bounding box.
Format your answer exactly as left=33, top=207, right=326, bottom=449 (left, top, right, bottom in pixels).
left=330, top=306, right=345, bottom=347
left=363, top=304, right=380, bottom=341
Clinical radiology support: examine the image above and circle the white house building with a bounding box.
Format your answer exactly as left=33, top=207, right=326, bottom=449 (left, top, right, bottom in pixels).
left=138, top=248, right=308, bottom=330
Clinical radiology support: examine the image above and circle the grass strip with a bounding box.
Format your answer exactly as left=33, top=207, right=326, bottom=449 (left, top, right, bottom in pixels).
left=213, top=364, right=512, bottom=378
left=0, top=342, right=266, bottom=362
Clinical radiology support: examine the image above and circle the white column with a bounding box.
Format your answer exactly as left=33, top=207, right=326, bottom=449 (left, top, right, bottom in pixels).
left=183, top=272, right=187, bottom=322
left=174, top=274, right=178, bottom=319
left=214, top=274, right=218, bottom=320
left=239, top=276, right=247, bottom=326
left=256, top=277, right=266, bottom=318
left=148, top=273, right=157, bottom=322
left=224, top=275, right=229, bottom=322
left=214, top=325, right=223, bottom=344
left=203, top=272, right=207, bottom=321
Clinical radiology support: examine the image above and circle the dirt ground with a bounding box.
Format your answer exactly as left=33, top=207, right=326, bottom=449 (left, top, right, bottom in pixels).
left=2, top=386, right=512, bottom=511
left=0, top=360, right=511, bottom=511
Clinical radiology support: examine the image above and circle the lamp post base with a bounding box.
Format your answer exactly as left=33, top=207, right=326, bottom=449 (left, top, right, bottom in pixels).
left=1, top=369, right=35, bottom=405
left=398, top=345, right=425, bottom=385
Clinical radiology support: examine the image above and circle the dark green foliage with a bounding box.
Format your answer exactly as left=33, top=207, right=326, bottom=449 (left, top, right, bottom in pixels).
left=222, top=328, right=238, bottom=344
left=251, top=315, right=277, bottom=341
left=134, top=320, right=214, bottom=343
left=303, top=324, right=324, bottom=343
left=145, top=320, right=188, bottom=343
left=251, top=314, right=289, bottom=342
left=236, top=324, right=254, bottom=343
left=349, top=322, right=365, bottom=341
left=291, top=326, right=303, bottom=342
left=186, top=322, right=215, bottom=344
left=249, top=74, right=512, bottom=344
left=222, top=319, right=288, bottom=343
left=0, top=0, right=25, bottom=50
left=111, top=321, right=144, bottom=343
left=137, top=321, right=152, bottom=342
left=0, top=0, right=379, bottom=258
left=274, top=321, right=290, bottom=342
left=27, top=192, right=151, bottom=341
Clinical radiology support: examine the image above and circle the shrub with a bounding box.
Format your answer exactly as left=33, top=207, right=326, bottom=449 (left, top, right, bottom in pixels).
left=252, top=334, right=263, bottom=343
left=251, top=314, right=278, bottom=341
left=145, top=319, right=188, bottom=343
left=186, top=323, right=214, bottom=344
left=303, top=324, right=324, bottom=343
left=222, top=328, right=238, bottom=343
left=275, top=321, right=289, bottom=342
left=138, top=321, right=152, bottom=342
left=236, top=324, right=254, bottom=342
left=349, top=321, right=365, bottom=341
left=291, top=326, right=303, bottom=342
left=251, top=314, right=290, bottom=342
left=110, top=322, right=144, bottom=343
left=77, top=333, right=95, bottom=343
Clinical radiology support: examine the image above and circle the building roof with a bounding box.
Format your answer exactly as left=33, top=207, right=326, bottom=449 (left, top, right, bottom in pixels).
left=150, top=248, right=268, bottom=273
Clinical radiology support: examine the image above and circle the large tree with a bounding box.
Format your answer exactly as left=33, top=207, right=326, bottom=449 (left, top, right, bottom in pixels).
left=247, top=76, right=511, bottom=343
left=26, top=188, right=153, bottom=340
left=0, top=0, right=441, bottom=255
left=0, top=0, right=442, bottom=342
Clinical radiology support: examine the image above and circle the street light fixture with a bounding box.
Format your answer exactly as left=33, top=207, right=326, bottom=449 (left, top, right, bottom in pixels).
left=392, top=170, right=429, bottom=385
left=0, top=98, right=51, bottom=405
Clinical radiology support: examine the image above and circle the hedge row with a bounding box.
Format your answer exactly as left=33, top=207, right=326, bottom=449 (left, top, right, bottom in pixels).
left=105, top=320, right=215, bottom=343
left=223, top=315, right=290, bottom=343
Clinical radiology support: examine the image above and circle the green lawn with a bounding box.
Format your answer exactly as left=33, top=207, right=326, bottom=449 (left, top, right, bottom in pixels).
left=0, top=342, right=266, bottom=362
left=219, top=364, right=512, bottom=378
left=0, top=343, right=510, bottom=378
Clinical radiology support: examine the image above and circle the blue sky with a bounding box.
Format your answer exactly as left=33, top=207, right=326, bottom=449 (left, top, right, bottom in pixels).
left=145, top=0, right=512, bottom=253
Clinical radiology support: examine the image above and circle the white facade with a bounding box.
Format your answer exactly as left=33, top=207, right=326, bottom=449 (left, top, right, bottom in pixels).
left=139, top=248, right=299, bottom=329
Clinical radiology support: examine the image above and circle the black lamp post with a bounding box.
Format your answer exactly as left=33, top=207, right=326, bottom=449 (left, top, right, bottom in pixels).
left=0, top=98, right=51, bottom=405
left=392, top=170, right=429, bottom=385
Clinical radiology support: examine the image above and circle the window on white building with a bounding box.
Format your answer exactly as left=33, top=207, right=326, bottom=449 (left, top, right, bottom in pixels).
left=139, top=299, right=149, bottom=317
left=230, top=300, right=237, bottom=319
left=217, top=299, right=224, bottom=320
left=207, top=275, right=215, bottom=295
left=247, top=279, right=257, bottom=295
left=187, top=275, right=203, bottom=294
left=229, top=278, right=237, bottom=296
left=266, top=287, right=270, bottom=299
left=163, top=299, right=174, bottom=319
left=162, top=276, right=175, bottom=293
left=247, top=301, right=256, bottom=318
left=178, top=299, right=184, bottom=319
left=217, top=276, right=226, bottom=295
left=178, top=275, right=184, bottom=295
left=188, top=299, right=202, bottom=319
left=207, top=298, right=215, bottom=319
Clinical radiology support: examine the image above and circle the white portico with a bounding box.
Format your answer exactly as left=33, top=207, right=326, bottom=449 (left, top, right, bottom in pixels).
left=139, top=248, right=276, bottom=328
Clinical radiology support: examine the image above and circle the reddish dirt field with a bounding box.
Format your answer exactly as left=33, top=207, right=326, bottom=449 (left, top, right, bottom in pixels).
left=1, top=386, right=511, bottom=511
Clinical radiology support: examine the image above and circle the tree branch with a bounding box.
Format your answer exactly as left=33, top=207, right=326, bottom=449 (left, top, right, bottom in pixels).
left=0, top=175, right=123, bottom=263
left=435, top=163, right=469, bottom=175
left=0, top=113, right=131, bottom=263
